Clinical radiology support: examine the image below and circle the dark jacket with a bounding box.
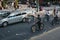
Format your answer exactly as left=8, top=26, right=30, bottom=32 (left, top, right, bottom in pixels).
left=37, top=16, right=41, bottom=26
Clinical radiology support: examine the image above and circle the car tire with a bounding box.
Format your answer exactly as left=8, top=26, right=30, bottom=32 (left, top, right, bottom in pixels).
left=22, top=18, right=26, bottom=22
left=2, top=22, right=8, bottom=27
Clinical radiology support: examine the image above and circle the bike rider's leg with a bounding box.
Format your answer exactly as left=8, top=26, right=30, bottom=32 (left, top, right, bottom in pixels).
left=51, top=19, right=54, bottom=25
left=38, top=24, right=41, bottom=31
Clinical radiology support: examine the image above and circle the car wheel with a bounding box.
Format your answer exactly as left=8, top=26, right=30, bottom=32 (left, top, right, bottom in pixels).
left=2, top=22, right=8, bottom=27
left=22, top=18, right=26, bottom=22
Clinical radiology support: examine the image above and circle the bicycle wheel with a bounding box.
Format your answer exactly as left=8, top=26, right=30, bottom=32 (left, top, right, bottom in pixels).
left=31, top=25, right=36, bottom=32
left=51, top=20, right=55, bottom=26
left=40, top=23, right=44, bottom=30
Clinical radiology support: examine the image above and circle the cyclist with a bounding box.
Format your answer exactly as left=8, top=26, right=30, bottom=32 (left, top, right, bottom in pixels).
left=45, top=10, right=50, bottom=21
left=31, top=15, right=43, bottom=32
left=54, top=15, right=58, bottom=23
left=37, top=15, right=41, bottom=31
left=51, top=15, right=58, bottom=25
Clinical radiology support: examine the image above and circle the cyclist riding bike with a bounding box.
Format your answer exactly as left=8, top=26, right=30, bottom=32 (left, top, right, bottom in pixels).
left=54, top=15, right=58, bottom=23
left=31, top=15, right=44, bottom=32
left=36, top=15, right=42, bottom=31
left=51, top=15, right=58, bottom=25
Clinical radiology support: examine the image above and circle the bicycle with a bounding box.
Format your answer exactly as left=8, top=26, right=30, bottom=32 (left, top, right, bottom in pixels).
left=51, top=18, right=59, bottom=26
left=31, top=21, right=44, bottom=33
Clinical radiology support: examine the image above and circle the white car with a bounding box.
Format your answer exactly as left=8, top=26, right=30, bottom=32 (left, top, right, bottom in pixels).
left=0, top=11, right=27, bottom=27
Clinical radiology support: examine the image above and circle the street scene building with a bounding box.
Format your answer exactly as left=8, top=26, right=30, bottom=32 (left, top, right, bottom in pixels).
left=0, top=0, right=60, bottom=40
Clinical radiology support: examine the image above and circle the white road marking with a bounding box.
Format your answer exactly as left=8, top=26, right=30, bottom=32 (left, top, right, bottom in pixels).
left=16, top=32, right=26, bottom=36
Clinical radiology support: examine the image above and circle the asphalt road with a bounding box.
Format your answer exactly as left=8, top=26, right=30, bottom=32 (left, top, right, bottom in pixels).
left=0, top=22, right=33, bottom=40
left=0, top=20, right=44, bottom=40
left=0, top=6, right=60, bottom=40
left=29, top=26, right=60, bottom=40
left=0, top=16, right=60, bottom=40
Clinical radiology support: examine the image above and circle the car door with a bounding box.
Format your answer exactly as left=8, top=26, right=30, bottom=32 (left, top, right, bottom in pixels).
left=16, top=13, right=26, bottom=22
left=15, top=13, right=23, bottom=22
left=7, top=15, right=18, bottom=24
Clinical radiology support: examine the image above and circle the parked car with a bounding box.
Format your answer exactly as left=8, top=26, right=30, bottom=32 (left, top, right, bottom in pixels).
left=0, top=11, right=28, bottom=27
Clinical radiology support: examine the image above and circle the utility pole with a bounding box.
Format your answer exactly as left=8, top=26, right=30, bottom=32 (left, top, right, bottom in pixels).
left=36, top=0, right=39, bottom=12
left=14, top=0, right=18, bottom=10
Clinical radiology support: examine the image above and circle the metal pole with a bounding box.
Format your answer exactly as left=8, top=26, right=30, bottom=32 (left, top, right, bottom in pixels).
left=36, top=0, right=39, bottom=12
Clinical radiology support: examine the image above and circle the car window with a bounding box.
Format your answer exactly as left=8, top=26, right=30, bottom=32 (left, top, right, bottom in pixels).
left=15, top=13, right=21, bottom=16
left=8, top=15, right=15, bottom=18
left=21, top=13, right=26, bottom=15
left=1, top=12, right=11, bottom=18
left=15, top=13, right=26, bottom=16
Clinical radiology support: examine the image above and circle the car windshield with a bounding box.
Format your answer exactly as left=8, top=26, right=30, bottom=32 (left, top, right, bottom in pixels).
left=1, top=12, right=10, bottom=18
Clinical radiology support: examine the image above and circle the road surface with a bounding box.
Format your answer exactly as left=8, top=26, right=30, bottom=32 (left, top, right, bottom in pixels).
left=0, top=5, right=60, bottom=40
left=29, top=27, right=60, bottom=40
left=0, top=16, right=60, bottom=40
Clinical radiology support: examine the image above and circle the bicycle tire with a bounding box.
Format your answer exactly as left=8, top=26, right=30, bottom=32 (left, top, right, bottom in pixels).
left=31, top=25, right=36, bottom=33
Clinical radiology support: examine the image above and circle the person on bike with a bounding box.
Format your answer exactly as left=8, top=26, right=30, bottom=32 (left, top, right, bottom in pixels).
left=51, top=15, right=58, bottom=25
left=53, top=8, right=56, bottom=16
left=37, top=14, right=42, bottom=31
left=45, top=10, right=50, bottom=21
left=54, top=15, right=58, bottom=23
